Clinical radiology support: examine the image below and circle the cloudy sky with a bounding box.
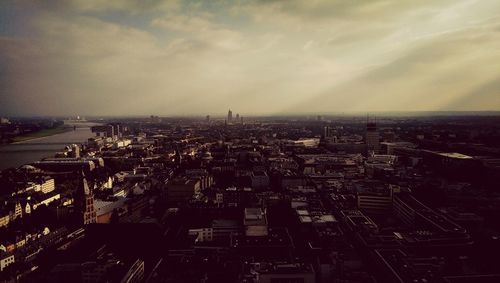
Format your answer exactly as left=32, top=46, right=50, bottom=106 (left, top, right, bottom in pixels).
left=1, top=0, right=499, bottom=116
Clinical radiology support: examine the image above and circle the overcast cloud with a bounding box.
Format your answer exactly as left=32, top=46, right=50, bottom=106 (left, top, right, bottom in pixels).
left=1, top=0, right=499, bottom=116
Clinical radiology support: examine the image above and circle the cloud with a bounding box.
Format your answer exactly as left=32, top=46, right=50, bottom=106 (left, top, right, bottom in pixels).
left=68, top=0, right=180, bottom=13
left=1, top=0, right=500, bottom=116
left=285, top=19, right=500, bottom=113
left=151, top=13, right=244, bottom=51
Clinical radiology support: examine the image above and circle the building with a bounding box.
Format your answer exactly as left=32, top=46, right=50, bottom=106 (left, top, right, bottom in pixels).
left=212, top=219, right=240, bottom=240
left=75, top=174, right=97, bottom=225
left=94, top=198, right=126, bottom=224
left=188, top=228, right=213, bottom=242
left=91, top=125, right=115, bottom=138
left=221, top=187, right=254, bottom=207
left=373, top=249, right=500, bottom=283
left=166, top=178, right=201, bottom=202
left=324, top=126, right=337, bottom=141
left=40, top=177, right=55, bottom=194
left=32, top=160, right=97, bottom=172
left=242, top=262, right=315, bottom=283
left=251, top=171, right=270, bottom=189
left=244, top=208, right=268, bottom=237
left=12, top=201, right=23, bottom=220
left=356, top=183, right=396, bottom=215
left=228, top=109, right=233, bottom=123
left=110, top=123, right=122, bottom=139
left=31, top=192, right=61, bottom=210
left=0, top=253, right=15, bottom=272
left=366, top=120, right=380, bottom=154
left=232, top=228, right=294, bottom=259
left=342, top=210, right=379, bottom=234
left=0, top=213, right=10, bottom=228
left=185, top=169, right=213, bottom=190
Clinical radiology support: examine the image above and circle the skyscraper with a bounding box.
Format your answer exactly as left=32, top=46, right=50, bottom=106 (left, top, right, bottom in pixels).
left=324, top=126, right=332, bottom=138
left=228, top=109, right=233, bottom=123
left=366, top=118, right=380, bottom=154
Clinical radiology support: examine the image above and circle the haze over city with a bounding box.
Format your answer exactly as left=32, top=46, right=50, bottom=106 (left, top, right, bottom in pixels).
left=1, top=0, right=500, bottom=116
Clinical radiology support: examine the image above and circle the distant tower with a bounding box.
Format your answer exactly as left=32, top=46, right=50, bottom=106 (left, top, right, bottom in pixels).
left=75, top=144, right=81, bottom=158
left=324, top=126, right=337, bottom=142
left=324, top=126, right=333, bottom=138
left=206, top=115, right=210, bottom=123
left=236, top=113, right=240, bottom=123
left=174, top=143, right=183, bottom=165
left=227, top=109, right=233, bottom=123
left=366, top=116, right=380, bottom=154
left=111, top=123, right=122, bottom=139
left=76, top=173, right=97, bottom=225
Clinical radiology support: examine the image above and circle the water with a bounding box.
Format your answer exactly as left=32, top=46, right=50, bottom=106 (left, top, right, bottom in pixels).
left=0, top=125, right=97, bottom=170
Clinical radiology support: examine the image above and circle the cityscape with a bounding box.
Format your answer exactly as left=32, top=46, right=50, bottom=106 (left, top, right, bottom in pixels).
left=2, top=1, right=500, bottom=283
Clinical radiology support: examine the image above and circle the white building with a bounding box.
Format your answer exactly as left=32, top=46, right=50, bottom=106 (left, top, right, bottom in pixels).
left=0, top=253, right=15, bottom=272
left=40, top=178, right=55, bottom=194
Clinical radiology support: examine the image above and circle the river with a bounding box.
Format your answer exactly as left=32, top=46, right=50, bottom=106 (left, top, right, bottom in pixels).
left=0, top=124, right=98, bottom=170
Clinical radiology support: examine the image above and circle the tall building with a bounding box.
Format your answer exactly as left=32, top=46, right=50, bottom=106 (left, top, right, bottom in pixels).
left=206, top=115, right=210, bottom=123
left=324, top=126, right=336, bottom=141
left=227, top=109, right=233, bottom=123
left=110, top=123, right=122, bottom=139
left=70, top=144, right=80, bottom=158
left=366, top=118, right=380, bottom=154
left=236, top=113, right=240, bottom=123
left=76, top=173, right=97, bottom=225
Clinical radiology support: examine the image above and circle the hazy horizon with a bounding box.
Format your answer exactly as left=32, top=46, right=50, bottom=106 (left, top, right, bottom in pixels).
left=1, top=0, right=500, bottom=116
left=5, top=111, right=500, bottom=120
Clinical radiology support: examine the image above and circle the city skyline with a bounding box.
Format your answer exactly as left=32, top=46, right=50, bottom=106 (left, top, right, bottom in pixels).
left=1, top=0, right=500, bottom=116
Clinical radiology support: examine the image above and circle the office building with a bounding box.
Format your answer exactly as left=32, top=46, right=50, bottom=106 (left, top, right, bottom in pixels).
left=366, top=120, right=380, bottom=154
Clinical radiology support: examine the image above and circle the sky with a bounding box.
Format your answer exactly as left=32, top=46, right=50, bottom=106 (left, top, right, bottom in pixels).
left=1, top=0, right=500, bottom=116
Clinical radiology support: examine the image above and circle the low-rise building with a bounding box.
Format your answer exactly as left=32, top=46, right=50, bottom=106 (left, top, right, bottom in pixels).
left=0, top=253, right=15, bottom=272
left=244, top=208, right=268, bottom=237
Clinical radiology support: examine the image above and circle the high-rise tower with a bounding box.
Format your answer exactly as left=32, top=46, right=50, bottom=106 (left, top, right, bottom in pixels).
left=366, top=117, right=380, bottom=154
left=227, top=109, right=233, bottom=123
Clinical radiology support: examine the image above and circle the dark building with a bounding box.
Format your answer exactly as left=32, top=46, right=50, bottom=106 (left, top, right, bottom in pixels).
left=366, top=120, right=380, bottom=154
left=75, top=173, right=97, bottom=225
